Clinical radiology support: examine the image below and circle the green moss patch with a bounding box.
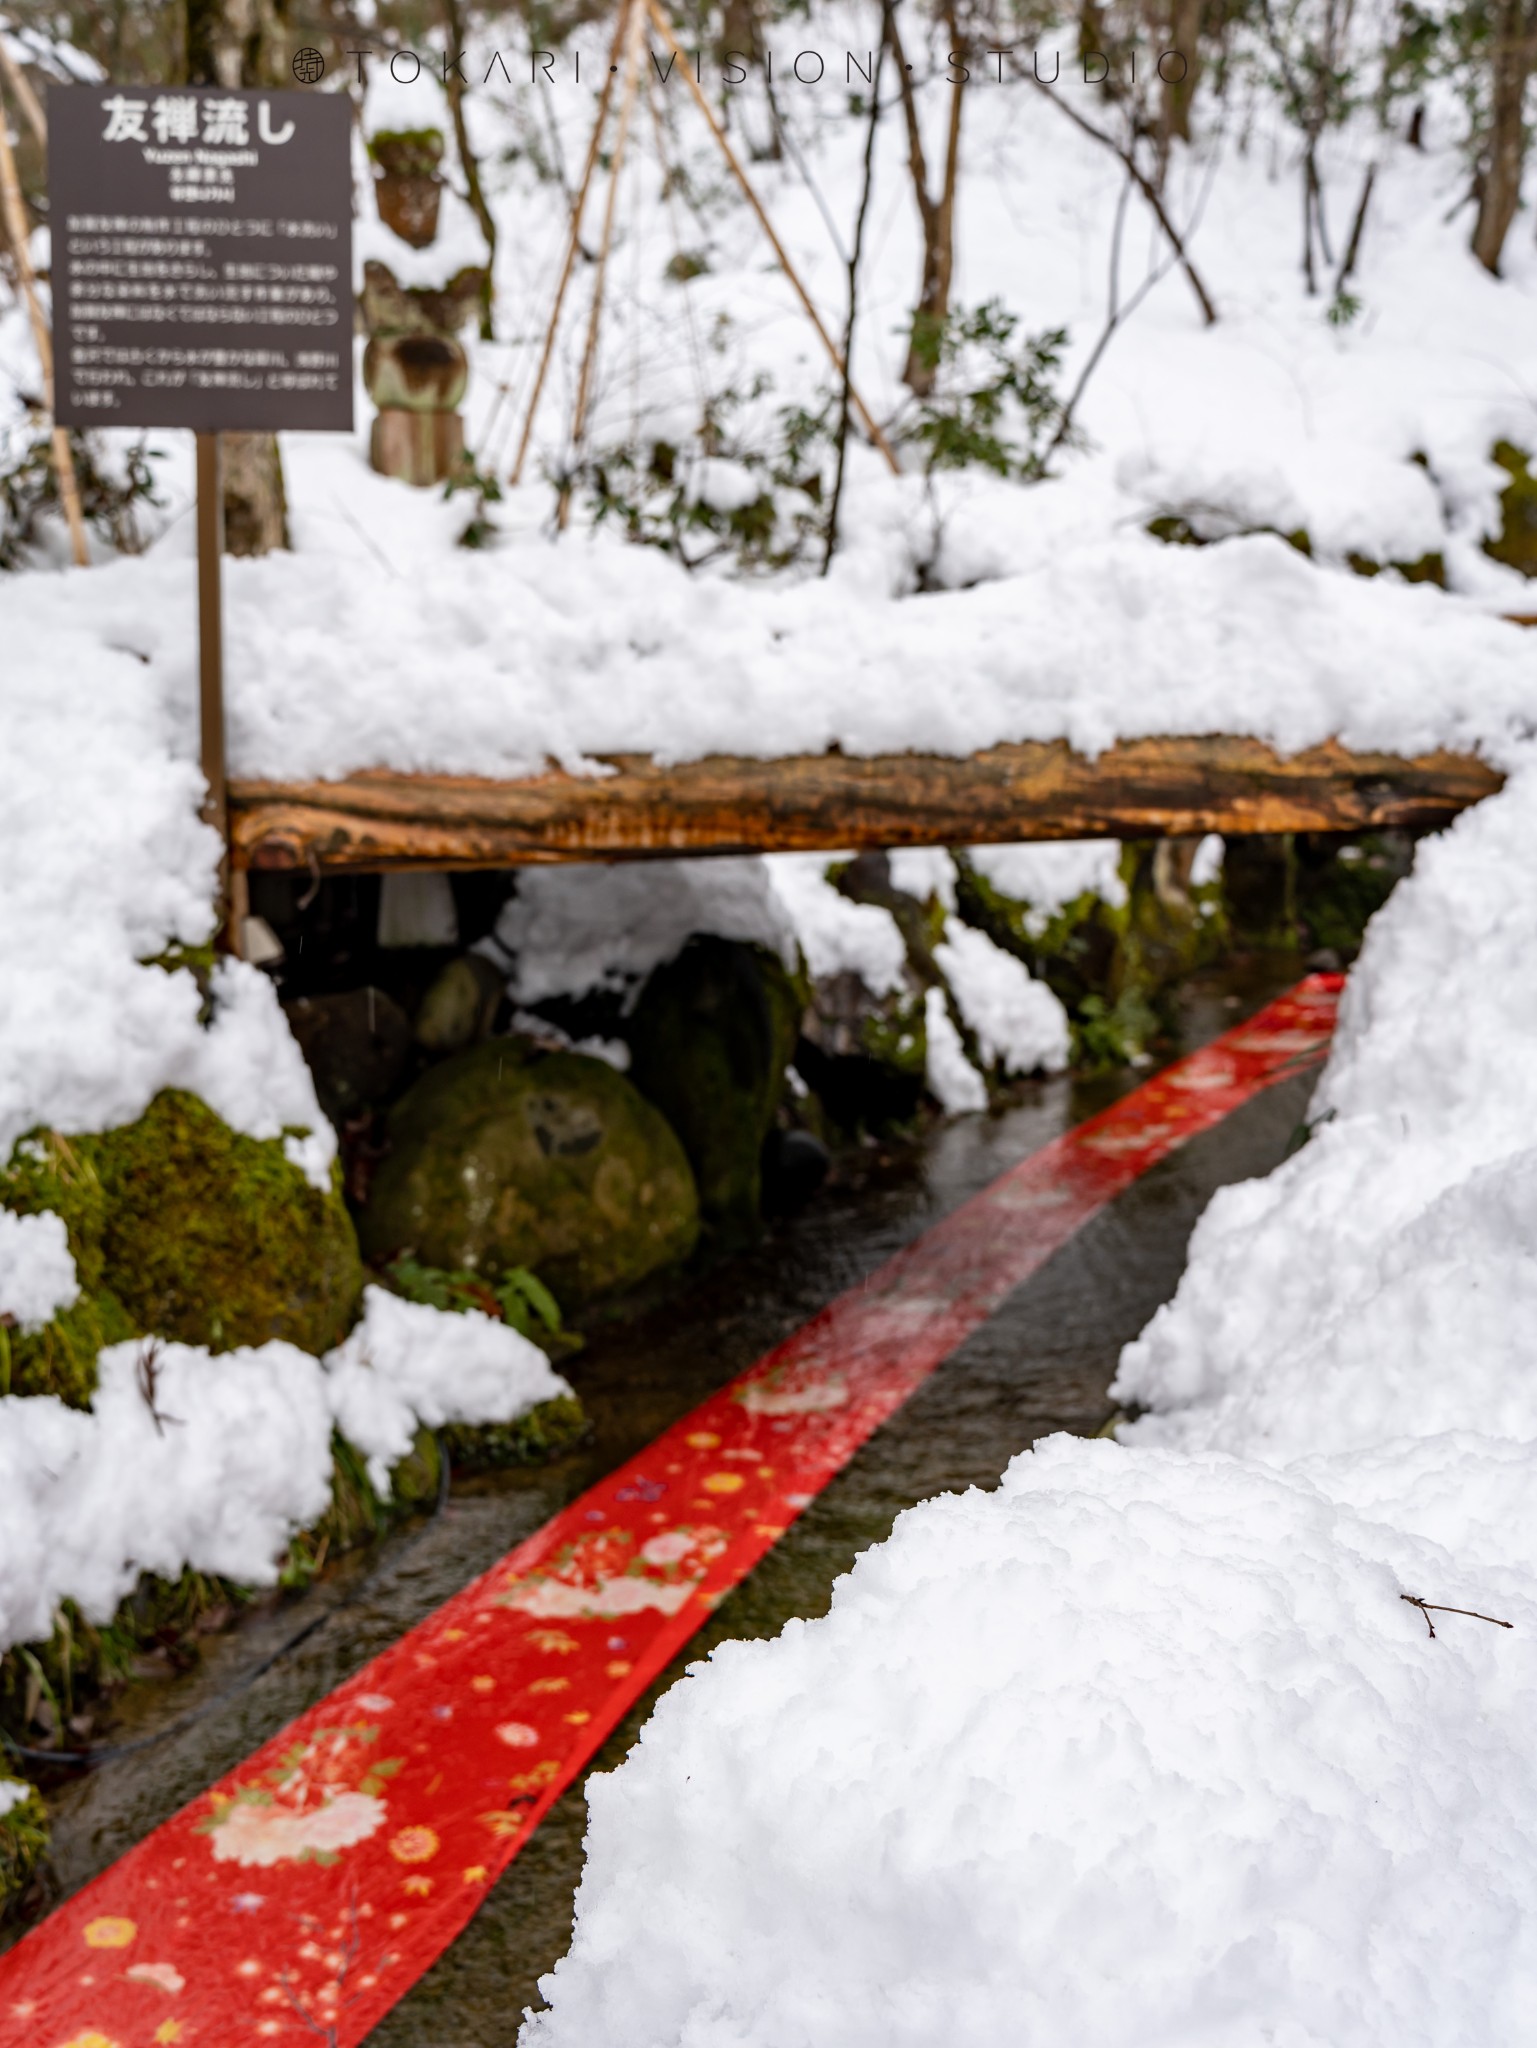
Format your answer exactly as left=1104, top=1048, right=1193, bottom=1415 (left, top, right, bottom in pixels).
left=1345, top=550, right=1446, bottom=586
left=1, top=1092, right=363, bottom=1402
left=1146, top=515, right=1313, bottom=557
left=0, top=1780, right=49, bottom=1923
left=367, top=127, right=444, bottom=176
left=1484, top=442, right=1537, bottom=578
left=0, top=1132, right=134, bottom=1403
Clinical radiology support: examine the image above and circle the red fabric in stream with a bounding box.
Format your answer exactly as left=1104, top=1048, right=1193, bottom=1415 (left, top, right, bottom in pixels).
left=1, top=976, right=1341, bottom=2048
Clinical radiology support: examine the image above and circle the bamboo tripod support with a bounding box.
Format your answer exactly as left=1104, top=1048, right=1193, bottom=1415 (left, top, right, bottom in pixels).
left=508, top=0, right=633, bottom=486
left=511, top=0, right=900, bottom=492
left=0, top=36, right=46, bottom=147
left=557, top=0, right=648, bottom=528
left=0, top=58, right=89, bottom=567
left=643, top=0, right=899, bottom=472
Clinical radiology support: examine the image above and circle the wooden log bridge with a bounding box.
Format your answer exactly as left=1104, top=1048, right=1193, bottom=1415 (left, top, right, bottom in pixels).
left=229, top=735, right=1504, bottom=874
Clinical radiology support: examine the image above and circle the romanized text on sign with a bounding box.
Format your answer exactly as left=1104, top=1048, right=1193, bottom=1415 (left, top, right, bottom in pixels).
left=48, top=85, right=354, bottom=432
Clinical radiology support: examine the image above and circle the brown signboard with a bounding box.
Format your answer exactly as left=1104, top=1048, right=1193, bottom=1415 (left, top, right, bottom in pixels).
left=48, top=85, right=353, bottom=432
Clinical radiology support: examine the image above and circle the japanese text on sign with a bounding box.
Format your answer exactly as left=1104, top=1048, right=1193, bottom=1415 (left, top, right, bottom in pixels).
left=49, top=86, right=354, bottom=432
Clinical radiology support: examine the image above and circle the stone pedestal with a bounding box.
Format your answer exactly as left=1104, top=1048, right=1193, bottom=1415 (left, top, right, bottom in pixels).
left=370, top=408, right=465, bottom=488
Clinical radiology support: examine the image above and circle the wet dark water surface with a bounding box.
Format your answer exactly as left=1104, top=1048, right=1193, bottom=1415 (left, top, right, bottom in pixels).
left=8, top=963, right=1319, bottom=2041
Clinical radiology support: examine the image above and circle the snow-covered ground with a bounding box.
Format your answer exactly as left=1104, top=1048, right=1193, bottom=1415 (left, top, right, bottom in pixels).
left=525, top=751, right=1537, bottom=2048
left=527, top=1438, right=1537, bottom=2048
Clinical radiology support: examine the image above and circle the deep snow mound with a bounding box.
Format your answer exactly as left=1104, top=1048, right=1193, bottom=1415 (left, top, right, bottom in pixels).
left=523, top=1433, right=1537, bottom=2048
left=1114, top=754, right=1537, bottom=1459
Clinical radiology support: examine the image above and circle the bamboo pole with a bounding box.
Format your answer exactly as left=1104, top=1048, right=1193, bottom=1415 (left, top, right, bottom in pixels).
left=0, top=76, right=89, bottom=566
left=558, top=0, right=647, bottom=529
left=0, top=35, right=47, bottom=146
left=509, top=0, right=634, bottom=485
left=646, top=0, right=901, bottom=474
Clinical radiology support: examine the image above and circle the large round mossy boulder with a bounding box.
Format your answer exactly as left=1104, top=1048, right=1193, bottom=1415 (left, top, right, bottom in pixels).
left=357, top=1040, right=698, bottom=1304
left=627, top=938, right=805, bottom=1240
left=0, top=1092, right=363, bottom=1402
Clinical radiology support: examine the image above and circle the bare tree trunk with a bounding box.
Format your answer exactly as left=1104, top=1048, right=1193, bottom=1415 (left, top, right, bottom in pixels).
left=1471, top=0, right=1537, bottom=274
left=1157, top=0, right=1204, bottom=157
left=887, top=5, right=967, bottom=397
left=220, top=430, right=289, bottom=555
left=186, top=0, right=288, bottom=90
left=824, top=6, right=890, bottom=573
left=186, top=0, right=292, bottom=553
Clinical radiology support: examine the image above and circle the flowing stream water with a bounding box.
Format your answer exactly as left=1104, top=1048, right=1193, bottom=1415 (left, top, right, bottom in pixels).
left=5, top=955, right=1320, bottom=2040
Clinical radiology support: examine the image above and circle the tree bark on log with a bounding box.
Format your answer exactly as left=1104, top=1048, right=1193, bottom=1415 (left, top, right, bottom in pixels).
left=229, top=737, right=1504, bottom=873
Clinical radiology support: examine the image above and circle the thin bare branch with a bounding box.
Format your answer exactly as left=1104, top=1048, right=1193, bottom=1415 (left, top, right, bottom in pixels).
left=1024, top=75, right=1218, bottom=325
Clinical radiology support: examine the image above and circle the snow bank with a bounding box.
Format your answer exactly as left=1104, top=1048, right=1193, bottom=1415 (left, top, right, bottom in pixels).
left=488, top=858, right=797, bottom=1007
left=325, top=1286, right=571, bottom=1492
left=921, top=986, right=986, bottom=1114
left=1114, top=755, right=1537, bottom=1460
left=887, top=847, right=959, bottom=909
left=968, top=839, right=1127, bottom=929
left=17, top=503, right=1532, bottom=791
left=0, top=1294, right=572, bottom=1657
left=0, top=1339, right=335, bottom=1649
left=527, top=752, right=1537, bottom=2046
left=934, top=919, right=1070, bottom=1076
left=526, top=1433, right=1537, bottom=2048
left=764, top=854, right=907, bottom=995
left=0, top=627, right=334, bottom=1182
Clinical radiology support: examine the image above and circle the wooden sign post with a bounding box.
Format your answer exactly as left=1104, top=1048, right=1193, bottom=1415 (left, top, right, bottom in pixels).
left=47, top=83, right=354, bottom=947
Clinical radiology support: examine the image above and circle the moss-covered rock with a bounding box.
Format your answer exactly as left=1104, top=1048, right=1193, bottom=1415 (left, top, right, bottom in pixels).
left=0, top=1779, right=49, bottom=1924
left=358, top=1040, right=698, bottom=1303
left=627, top=938, right=805, bottom=1239
left=91, top=1092, right=362, bottom=1356
left=0, top=1094, right=363, bottom=1401
left=1483, top=441, right=1537, bottom=578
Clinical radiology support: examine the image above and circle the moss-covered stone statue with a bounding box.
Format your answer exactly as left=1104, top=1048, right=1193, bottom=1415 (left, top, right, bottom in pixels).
left=358, top=1039, right=698, bottom=1304
left=1, top=1092, right=362, bottom=1404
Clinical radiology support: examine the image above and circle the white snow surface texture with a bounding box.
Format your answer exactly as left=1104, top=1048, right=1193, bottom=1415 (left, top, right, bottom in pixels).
left=526, top=758, right=1537, bottom=2046
left=0, top=1208, right=77, bottom=1330
left=326, top=1287, right=571, bottom=1493
left=0, top=1288, right=569, bottom=1656
left=526, top=1437, right=1537, bottom=2048
left=1114, top=755, right=1537, bottom=1458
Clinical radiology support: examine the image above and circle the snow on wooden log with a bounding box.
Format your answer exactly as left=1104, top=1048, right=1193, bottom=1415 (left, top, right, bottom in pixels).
left=229, top=736, right=1504, bottom=873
